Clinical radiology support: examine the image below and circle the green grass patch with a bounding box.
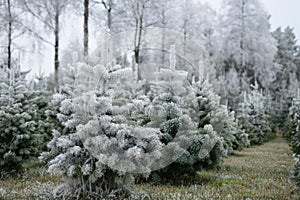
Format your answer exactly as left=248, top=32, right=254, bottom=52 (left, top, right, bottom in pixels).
left=0, top=138, right=298, bottom=199
left=135, top=138, right=299, bottom=199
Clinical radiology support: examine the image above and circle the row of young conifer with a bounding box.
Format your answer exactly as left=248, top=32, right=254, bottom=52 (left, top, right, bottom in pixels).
left=0, top=64, right=275, bottom=198
left=285, top=92, right=300, bottom=193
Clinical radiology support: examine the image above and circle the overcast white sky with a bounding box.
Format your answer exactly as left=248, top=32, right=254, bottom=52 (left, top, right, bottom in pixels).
left=204, top=0, right=300, bottom=42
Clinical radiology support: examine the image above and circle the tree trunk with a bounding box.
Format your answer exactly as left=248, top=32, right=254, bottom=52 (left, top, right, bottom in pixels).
left=161, top=7, right=165, bottom=68
left=7, top=0, right=12, bottom=70
left=54, top=6, right=60, bottom=92
left=135, top=15, right=143, bottom=65
left=84, top=0, right=89, bottom=60
left=183, top=0, right=188, bottom=57
left=102, top=0, right=112, bottom=30
left=134, top=15, right=143, bottom=80
left=134, top=1, right=144, bottom=61
left=239, top=0, right=245, bottom=92
left=133, top=1, right=145, bottom=81
left=107, top=0, right=112, bottom=30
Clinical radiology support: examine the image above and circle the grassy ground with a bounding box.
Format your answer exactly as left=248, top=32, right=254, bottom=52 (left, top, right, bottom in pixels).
left=136, top=137, right=298, bottom=199
left=0, top=137, right=298, bottom=199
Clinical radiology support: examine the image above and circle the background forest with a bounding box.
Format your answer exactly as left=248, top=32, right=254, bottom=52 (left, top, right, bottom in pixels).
left=1, top=0, right=300, bottom=199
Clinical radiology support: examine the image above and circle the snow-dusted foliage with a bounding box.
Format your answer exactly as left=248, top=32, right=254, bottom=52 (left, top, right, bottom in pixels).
left=219, top=0, right=277, bottom=91
left=272, top=27, right=300, bottom=127
left=214, top=68, right=241, bottom=111
left=41, top=63, right=163, bottom=199
left=213, top=105, right=249, bottom=153
left=27, top=75, right=54, bottom=151
left=288, top=95, right=300, bottom=192
left=188, top=78, right=247, bottom=157
left=45, top=65, right=78, bottom=134
left=42, top=61, right=234, bottom=189
left=292, top=155, right=300, bottom=193
left=42, top=65, right=79, bottom=160
left=237, top=81, right=274, bottom=145
left=285, top=96, right=300, bottom=140
left=188, top=80, right=227, bottom=162
left=142, top=82, right=199, bottom=182
left=272, top=27, right=299, bottom=96
left=0, top=67, right=42, bottom=172
left=135, top=73, right=226, bottom=183
left=286, top=95, right=300, bottom=153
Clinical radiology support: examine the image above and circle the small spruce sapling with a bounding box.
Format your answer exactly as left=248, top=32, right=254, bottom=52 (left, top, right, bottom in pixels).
left=0, top=67, right=41, bottom=173
left=238, top=81, right=273, bottom=145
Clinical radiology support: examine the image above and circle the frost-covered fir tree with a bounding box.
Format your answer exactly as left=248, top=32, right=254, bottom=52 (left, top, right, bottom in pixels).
left=27, top=74, right=54, bottom=151
left=287, top=93, right=300, bottom=193
left=286, top=93, right=300, bottom=154
left=221, top=68, right=241, bottom=111
left=187, top=79, right=227, bottom=165
left=42, top=64, right=78, bottom=161
left=292, top=155, right=300, bottom=193
left=220, top=0, right=277, bottom=91
left=112, top=68, right=191, bottom=182
left=0, top=67, right=42, bottom=172
left=137, top=69, right=225, bottom=183
left=143, top=83, right=198, bottom=183
left=237, top=81, right=274, bottom=145
left=46, top=64, right=77, bottom=132
left=272, top=27, right=299, bottom=128
left=212, top=105, right=249, bottom=153
left=230, top=113, right=250, bottom=150
left=41, top=63, right=163, bottom=199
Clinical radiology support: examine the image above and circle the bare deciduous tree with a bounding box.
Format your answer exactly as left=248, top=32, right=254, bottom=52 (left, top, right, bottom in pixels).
left=22, top=0, right=70, bottom=91
left=83, top=0, right=89, bottom=60
left=0, top=0, right=26, bottom=70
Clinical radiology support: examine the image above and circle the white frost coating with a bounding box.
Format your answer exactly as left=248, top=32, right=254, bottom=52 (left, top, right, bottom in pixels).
left=69, top=146, right=81, bottom=155
left=56, top=137, right=74, bottom=148
left=131, top=127, right=160, bottom=139
left=67, top=165, right=76, bottom=176
left=112, top=105, right=130, bottom=115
